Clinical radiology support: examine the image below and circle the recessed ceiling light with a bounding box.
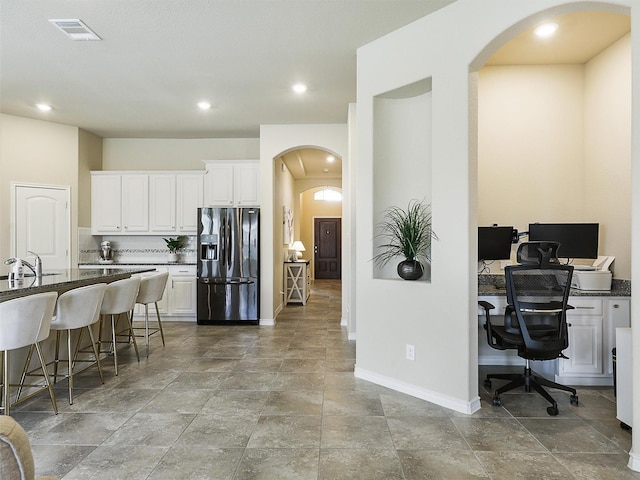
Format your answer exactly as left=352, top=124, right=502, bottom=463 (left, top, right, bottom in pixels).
left=292, top=83, right=308, bottom=94
left=36, top=103, right=53, bottom=112
left=197, top=101, right=211, bottom=110
left=534, top=23, right=558, bottom=38
left=326, top=155, right=335, bottom=163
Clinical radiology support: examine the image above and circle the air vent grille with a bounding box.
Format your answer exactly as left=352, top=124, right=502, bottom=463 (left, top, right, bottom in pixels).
left=49, top=19, right=101, bottom=41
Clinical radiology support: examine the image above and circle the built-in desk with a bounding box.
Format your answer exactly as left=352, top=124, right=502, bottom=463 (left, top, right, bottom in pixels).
left=478, top=274, right=631, bottom=386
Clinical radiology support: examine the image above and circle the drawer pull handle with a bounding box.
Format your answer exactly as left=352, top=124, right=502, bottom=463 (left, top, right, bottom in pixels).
left=575, top=306, right=595, bottom=309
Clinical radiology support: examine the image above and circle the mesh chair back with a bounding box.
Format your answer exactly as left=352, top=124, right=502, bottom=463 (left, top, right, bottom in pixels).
left=504, top=263, right=573, bottom=360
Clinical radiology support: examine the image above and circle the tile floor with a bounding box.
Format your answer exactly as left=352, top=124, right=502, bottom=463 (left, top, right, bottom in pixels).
left=10, top=279, right=639, bottom=479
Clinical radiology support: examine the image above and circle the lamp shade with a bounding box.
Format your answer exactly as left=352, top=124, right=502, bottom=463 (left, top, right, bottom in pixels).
left=291, top=241, right=306, bottom=252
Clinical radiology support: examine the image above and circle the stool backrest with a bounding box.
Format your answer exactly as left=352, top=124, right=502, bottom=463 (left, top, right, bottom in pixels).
left=52, top=283, right=107, bottom=330
left=136, top=272, right=169, bottom=305
left=100, top=277, right=141, bottom=315
left=0, top=292, right=57, bottom=351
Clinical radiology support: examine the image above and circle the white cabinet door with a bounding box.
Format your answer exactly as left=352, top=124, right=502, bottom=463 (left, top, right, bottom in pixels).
left=168, top=265, right=197, bottom=315
left=149, top=174, right=177, bottom=233
left=234, top=163, right=260, bottom=206
left=177, top=173, right=204, bottom=232
left=204, top=163, right=234, bottom=206
left=121, top=175, right=149, bottom=232
left=91, top=175, right=122, bottom=233
left=560, top=298, right=603, bottom=376
left=203, top=161, right=260, bottom=207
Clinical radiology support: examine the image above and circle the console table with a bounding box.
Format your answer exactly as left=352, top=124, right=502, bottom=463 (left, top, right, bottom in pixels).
left=284, top=261, right=311, bottom=305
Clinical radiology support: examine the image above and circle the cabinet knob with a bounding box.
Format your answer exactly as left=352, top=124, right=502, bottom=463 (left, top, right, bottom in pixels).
left=613, top=304, right=620, bottom=308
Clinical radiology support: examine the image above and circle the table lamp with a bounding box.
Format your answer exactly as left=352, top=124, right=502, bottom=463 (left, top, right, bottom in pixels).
left=291, top=241, right=306, bottom=261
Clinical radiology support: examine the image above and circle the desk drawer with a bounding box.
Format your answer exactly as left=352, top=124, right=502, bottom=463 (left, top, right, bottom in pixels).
left=567, top=298, right=602, bottom=316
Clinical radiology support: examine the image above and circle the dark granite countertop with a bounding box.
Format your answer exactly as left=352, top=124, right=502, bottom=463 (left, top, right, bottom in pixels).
left=478, top=274, right=631, bottom=297
left=0, top=268, right=155, bottom=302
left=78, top=262, right=196, bottom=266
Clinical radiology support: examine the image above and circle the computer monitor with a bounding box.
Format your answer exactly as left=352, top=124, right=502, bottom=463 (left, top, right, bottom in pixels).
left=528, top=223, right=599, bottom=259
left=478, top=226, right=514, bottom=261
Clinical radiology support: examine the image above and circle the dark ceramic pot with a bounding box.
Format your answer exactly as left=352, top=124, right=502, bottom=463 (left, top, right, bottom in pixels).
left=397, top=260, right=424, bottom=280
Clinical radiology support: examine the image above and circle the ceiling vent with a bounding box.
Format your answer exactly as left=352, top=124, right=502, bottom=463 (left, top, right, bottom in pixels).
left=49, top=19, right=101, bottom=41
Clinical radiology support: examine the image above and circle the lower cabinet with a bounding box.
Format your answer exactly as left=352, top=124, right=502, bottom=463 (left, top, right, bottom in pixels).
left=81, top=264, right=197, bottom=321
left=556, top=297, right=630, bottom=386
left=166, top=265, right=197, bottom=315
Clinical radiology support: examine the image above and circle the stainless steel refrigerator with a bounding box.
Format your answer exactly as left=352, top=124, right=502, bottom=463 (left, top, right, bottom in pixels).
left=197, top=207, right=259, bottom=325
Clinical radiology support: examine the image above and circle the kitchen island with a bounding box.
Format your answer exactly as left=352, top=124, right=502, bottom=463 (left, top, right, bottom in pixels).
left=0, top=267, right=155, bottom=303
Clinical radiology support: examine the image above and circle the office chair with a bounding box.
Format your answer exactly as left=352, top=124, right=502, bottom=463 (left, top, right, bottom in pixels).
left=480, top=241, right=578, bottom=416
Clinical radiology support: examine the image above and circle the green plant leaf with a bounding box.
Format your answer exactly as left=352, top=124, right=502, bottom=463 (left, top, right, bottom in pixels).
left=372, top=200, right=437, bottom=268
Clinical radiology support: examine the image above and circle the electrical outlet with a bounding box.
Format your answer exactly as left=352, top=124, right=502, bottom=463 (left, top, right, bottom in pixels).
left=406, top=344, right=415, bottom=361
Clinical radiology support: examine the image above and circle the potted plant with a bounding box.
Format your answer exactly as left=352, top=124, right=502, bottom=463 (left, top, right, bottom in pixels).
left=373, top=200, right=436, bottom=280
left=164, top=235, right=187, bottom=263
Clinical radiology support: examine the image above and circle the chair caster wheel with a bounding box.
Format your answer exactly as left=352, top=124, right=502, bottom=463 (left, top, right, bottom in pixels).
left=484, top=379, right=491, bottom=388
left=492, top=397, right=502, bottom=406
left=547, top=406, right=559, bottom=416
left=570, top=394, right=579, bottom=406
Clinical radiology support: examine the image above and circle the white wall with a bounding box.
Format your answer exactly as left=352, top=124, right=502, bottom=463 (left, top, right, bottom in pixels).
left=259, top=124, right=348, bottom=325
left=477, top=35, right=632, bottom=278
left=103, top=138, right=260, bottom=170
left=584, top=33, right=632, bottom=278
left=355, top=0, right=637, bottom=416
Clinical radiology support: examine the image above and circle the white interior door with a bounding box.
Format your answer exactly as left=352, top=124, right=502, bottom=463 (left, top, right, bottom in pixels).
left=13, top=183, right=70, bottom=270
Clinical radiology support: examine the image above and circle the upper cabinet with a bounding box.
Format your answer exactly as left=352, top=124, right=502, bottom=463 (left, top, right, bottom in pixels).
left=203, top=160, right=260, bottom=207
left=92, top=173, right=149, bottom=234
left=91, top=171, right=204, bottom=235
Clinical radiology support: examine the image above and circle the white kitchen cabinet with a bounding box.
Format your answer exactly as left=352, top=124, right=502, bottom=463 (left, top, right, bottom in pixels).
left=91, top=174, right=123, bottom=233
left=167, top=265, right=197, bottom=315
left=92, top=171, right=203, bottom=235
left=234, top=163, right=260, bottom=206
left=149, top=174, right=177, bottom=233
left=91, top=174, right=148, bottom=234
left=203, top=161, right=260, bottom=207
left=176, top=173, right=204, bottom=232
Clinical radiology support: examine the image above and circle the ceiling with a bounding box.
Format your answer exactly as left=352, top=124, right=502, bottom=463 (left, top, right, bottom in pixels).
left=0, top=3, right=631, bottom=178
left=0, top=0, right=455, bottom=139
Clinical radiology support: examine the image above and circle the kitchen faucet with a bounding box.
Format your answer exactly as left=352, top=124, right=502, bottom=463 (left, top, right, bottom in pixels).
left=4, top=251, right=42, bottom=278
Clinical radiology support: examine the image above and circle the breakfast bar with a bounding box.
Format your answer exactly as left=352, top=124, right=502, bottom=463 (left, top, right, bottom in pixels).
left=0, top=268, right=155, bottom=302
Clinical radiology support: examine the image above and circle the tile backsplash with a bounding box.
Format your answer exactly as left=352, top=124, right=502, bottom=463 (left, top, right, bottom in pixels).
left=78, top=228, right=196, bottom=264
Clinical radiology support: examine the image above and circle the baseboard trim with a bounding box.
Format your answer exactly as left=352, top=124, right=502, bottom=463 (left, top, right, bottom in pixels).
left=348, top=331, right=357, bottom=341
left=259, top=318, right=275, bottom=326
left=354, top=366, right=481, bottom=415
left=628, top=451, right=640, bottom=472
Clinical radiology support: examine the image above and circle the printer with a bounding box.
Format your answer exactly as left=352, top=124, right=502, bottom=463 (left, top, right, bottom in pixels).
left=571, top=256, right=614, bottom=291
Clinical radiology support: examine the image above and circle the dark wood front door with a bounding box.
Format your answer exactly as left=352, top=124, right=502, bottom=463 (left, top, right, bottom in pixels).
left=314, top=217, right=341, bottom=279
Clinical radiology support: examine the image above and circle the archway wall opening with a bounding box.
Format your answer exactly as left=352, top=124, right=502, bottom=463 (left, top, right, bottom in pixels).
left=260, top=125, right=348, bottom=324
left=355, top=0, right=637, bottom=416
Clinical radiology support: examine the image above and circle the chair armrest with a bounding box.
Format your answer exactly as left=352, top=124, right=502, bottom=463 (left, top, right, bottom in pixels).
left=478, top=300, right=495, bottom=313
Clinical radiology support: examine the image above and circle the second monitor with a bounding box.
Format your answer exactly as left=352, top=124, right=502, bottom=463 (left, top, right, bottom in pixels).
left=478, top=226, right=515, bottom=261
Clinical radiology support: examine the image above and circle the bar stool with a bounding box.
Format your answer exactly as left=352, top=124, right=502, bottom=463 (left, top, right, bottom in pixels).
left=0, top=292, right=58, bottom=416
left=133, top=272, right=169, bottom=356
left=99, top=277, right=141, bottom=375
left=49, top=283, right=107, bottom=405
